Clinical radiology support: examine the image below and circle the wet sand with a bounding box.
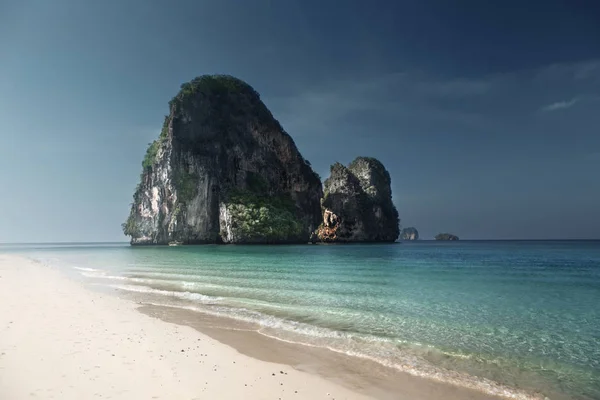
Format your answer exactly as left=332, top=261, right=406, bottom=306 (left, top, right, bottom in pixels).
left=0, top=254, right=503, bottom=400
left=139, top=304, right=504, bottom=400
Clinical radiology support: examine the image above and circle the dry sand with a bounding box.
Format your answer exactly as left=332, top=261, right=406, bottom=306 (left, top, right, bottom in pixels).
left=0, top=254, right=503, bottom=400
left=0, top=254, right=373, bottom=400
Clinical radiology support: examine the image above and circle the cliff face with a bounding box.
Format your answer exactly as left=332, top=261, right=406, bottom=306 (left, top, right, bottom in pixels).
left=317, top=157, right=399, bottom=242
left=123, top=75, right=322, bottom=245
left=401, top=227, right=419, bottom=240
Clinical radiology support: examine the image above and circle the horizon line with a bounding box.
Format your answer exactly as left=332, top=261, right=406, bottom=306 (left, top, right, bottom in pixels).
left=1, top=239, right=599, bottom=246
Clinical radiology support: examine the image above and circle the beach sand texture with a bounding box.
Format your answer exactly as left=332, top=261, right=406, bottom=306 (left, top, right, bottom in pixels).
left=0, top=255, right=502, bottom=400
left=0, top=255, right=375, bottom=400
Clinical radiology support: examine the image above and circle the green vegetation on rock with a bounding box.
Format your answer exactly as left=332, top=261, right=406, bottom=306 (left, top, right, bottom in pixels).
left=435, top=233, right=459, bottom=241
left=171, top=203, right=182, bottom=220
left=225, top=189, right=302, bottom=241
left=142, top=140, right=160, bottom=170
left=174, top=170, right=199, bottom=204
left=348, top=156, right=388, bottom=176
left=245, top=171, right=269, bottom=193
left=141, top=116, right=171, bottom=171
left=169, top=75, right=258, bottom=109
left=121, top=213, right=139, bottom=237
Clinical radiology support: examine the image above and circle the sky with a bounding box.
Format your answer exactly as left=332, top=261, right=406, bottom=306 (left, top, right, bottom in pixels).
left=0, top=0, right=599, bottom=242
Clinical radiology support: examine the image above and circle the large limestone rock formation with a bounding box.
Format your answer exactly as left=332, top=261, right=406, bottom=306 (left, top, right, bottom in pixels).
left=123, top=75, right=322, bottom=245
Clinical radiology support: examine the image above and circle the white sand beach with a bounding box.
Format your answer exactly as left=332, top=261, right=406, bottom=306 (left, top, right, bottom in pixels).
left=0, top=254, right=374, bottom=400
left=0, top=254, right=508, bottom=400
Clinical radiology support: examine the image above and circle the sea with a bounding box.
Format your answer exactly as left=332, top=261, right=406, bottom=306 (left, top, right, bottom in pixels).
left=2, top=241, right=599, bottom=399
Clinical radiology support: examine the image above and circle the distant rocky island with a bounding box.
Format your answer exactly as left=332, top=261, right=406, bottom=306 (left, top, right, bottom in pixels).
left=400, top=227, right=419, bottom=240
left=122, top=75, right=399, bottom=245
left=435, top=233, right=459, bottom=241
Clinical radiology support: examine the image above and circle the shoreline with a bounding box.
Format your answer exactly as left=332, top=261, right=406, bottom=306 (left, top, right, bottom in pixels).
left=1, top=254, right=542, bottom=400
left=136, top=303, right=514, bottom=400
left=0, top=254, right=371, bottom=400
left=100, top=281, right=555, bottom=400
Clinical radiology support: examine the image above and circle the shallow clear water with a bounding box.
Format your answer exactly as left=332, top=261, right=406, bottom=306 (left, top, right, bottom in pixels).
left=4, top=241, right=599, bottom=399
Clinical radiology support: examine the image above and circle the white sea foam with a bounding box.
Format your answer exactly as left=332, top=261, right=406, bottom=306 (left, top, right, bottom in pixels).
left=81, top=273, right=203, bottom=293
left=81, top=272, right=127, bottom=280
left=73, top=267, right=100, bottom=272
left=256, top=332, right=540, bottom=400
left=96, top=279, right=548, bottom=400
left=109, top=284, right=220, bottom=303
left=126, top=298, right=544, bottom=400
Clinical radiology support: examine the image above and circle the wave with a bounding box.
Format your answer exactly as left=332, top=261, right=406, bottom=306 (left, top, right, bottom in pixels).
left=255, top=331, right=539, bottom=400
left=73, top=267, right=101, bottom=272
left=109, top=284, right=221, bottom=304
left=110, top=283, right=543, bottom=400
left=81, top=272, right=212, bottom=291
left=81, top=271, right=127, bottom=280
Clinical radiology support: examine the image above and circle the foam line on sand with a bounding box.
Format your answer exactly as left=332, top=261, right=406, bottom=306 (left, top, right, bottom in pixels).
left=0, top=254, right=372, bottom=400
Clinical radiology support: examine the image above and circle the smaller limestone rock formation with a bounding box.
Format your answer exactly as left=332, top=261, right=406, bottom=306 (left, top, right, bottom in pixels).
left=317, top=157, right=399, bottom=242
left=435, top=233, right=459, bottom=241
left=401, top=227, right=419, bottom=240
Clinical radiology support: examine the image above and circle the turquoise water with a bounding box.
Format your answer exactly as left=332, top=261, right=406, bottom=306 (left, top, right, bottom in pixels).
left=4, top=241, right=599, bottom=399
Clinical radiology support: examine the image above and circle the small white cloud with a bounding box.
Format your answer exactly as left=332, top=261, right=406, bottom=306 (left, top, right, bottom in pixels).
left=541, top=98, right=578, bottom=112
left=534, top=59, right=600, bottom=82
left=573, top=61, right=600, bottom=80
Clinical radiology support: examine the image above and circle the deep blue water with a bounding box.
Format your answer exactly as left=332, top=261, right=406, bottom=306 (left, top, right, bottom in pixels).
left=3, top=241, right=599, bottom=399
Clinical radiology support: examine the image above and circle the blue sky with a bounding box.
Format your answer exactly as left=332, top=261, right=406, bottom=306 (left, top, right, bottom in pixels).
left=1, top=0, right=599, bottom=242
